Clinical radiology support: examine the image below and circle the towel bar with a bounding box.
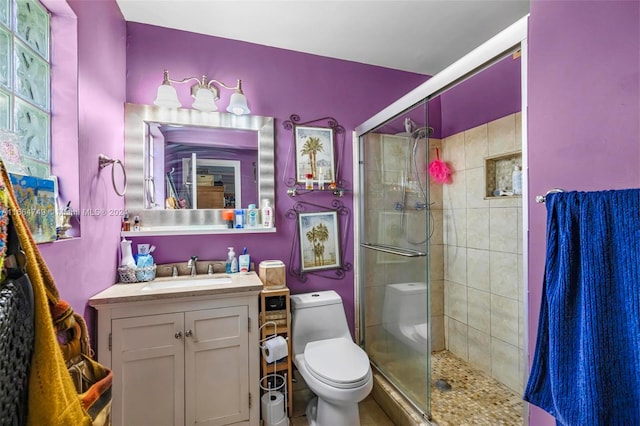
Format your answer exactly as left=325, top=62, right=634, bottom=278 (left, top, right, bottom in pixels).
left=536, top=188, right=565, bottom=203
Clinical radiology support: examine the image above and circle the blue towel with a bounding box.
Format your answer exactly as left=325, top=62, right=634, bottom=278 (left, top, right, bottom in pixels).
left=524, top=190, right=640, bottom=425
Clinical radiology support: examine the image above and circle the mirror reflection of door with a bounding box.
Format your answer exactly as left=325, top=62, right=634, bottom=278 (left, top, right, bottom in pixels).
left=181, top=157, right=241, bottom=209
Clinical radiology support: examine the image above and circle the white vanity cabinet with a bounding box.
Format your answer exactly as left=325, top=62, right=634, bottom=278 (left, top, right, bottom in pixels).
left=89, top=277, right=262, bottom=426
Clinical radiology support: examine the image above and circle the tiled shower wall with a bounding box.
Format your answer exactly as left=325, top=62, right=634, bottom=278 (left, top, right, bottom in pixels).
left=431, top=112, right=524, bottom=392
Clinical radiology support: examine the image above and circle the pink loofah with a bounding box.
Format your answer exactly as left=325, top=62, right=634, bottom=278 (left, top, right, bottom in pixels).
left=428, top=148, right=452, bottom=184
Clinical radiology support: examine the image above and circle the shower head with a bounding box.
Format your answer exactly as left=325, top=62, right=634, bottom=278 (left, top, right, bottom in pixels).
left=411, top=126, right=434, bottom=139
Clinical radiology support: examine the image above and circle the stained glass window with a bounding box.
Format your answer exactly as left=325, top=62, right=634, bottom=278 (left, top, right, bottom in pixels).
left=0, top=0, right=49, bottom=177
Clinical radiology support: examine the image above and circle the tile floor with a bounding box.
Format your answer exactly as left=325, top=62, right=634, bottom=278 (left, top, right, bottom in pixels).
left=430, top=351, right=523, bottom=426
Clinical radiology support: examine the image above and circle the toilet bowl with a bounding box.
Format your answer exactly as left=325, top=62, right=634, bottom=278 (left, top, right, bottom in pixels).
left=382, top=282, right=429, bottom=352
left=291, top=291, right=373, bottom=426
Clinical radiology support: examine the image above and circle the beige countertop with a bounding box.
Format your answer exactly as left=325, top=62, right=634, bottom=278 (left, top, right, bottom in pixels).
left=88, top=271, right=263, bottom=306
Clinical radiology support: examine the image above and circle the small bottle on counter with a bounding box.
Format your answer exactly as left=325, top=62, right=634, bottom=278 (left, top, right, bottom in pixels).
left=133, top=215, right=140, bottom=231
left=317, top=167, right=325, bottom=190
left=247, top=204, right=258, bottom=228
left=122, top=211, right=131, bottom=231
left=235, top=209, right=244, bottom=229
left=305, top=173, right=314, bottom=190
left=261, top=199, right=273, bottom=228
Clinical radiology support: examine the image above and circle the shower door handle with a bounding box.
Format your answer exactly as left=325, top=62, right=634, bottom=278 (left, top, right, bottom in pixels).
left=360, top=243, right=426, bottom=257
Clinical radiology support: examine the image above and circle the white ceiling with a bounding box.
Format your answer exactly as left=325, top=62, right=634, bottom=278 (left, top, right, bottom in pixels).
left=115, top=0, right=530, bottom=76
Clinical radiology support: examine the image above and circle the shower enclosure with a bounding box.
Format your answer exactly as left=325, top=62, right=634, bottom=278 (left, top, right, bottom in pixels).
left=354, top=17, right=528, bottom=424
left=358, top=102, right=433, bottom=416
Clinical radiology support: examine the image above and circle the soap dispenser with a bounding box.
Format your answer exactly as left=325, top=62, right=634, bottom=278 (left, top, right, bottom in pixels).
left=120, top=237, right=135, bottom=268
left=226, top=247, right=236, bottom=274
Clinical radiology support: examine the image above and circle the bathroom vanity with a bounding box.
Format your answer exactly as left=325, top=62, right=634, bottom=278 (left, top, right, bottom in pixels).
left=89, top=273, right=263, bottom=426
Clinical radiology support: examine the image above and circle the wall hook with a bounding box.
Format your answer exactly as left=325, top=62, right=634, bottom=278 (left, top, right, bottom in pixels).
left=98, top=154, right=127, bottom=197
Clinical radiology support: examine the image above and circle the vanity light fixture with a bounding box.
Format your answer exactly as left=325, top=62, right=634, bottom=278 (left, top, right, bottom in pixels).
left=153, top=69, right=251, bottom=115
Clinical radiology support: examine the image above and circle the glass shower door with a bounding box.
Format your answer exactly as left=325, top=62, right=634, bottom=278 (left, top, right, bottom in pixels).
left=358, top=103, right=431, bottom=417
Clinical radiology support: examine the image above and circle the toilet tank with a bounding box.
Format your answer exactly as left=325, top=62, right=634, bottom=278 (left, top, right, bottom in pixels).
left=290, top=290, right=351, bottom=356
left=382, top=282, right=428, bottom=328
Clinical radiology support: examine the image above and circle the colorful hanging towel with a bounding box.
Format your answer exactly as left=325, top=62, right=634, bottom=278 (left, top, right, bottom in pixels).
left=524, top=189, right=640, bottom=425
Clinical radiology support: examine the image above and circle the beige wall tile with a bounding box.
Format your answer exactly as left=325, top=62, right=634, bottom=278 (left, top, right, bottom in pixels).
left=430, top=244, right=444, bottom=281
left=467, top=287, right=491, bottom=334
left=491, top=338, right=521, bottom=393
left=489, top=196, right=521, bottom=208
left=491, top=295, right=519, bottom=347
left=429, top=182, right=444, bottom=210
left=445, top=281, right=468, bottom=323
left=464, top=124, right=488, bottom=169
left=488, top=114, right=516, bottom=155
left=431, top=314, right=445, bottom=352
left=466, top=248, right=490, bottom=292
left=431, top=279, right=444, bottom=316
left=468, top=327, right=491, bottom=374
left=444, top=208, right=467, bottom=247
left=430, top=209, right=444, bottom=245
left=444, top=169, right=467, bottom=209
left=442, top=132, right=465, bottom=171
left=467, top=208, right=490, bottom=250
left=465, top=167, right=489, bottom=208
left=365, top=285, right=387, bottom=327
left=447, top=318, right=468, bottom=361
left=489, top=252, right=519, bottom=299
left=490, top=207, right=518, bottom=253
left=445, top=245, right=467, bottom=285
left=517, top=207, right=523, bottom=255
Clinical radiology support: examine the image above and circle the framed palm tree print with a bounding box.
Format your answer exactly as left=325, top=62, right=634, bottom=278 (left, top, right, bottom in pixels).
left=298, top=211, right=341, bottom=272
left=294, top=125, right=335, bottom=184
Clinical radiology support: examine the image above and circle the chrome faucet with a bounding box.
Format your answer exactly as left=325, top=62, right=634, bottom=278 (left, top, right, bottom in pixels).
left=187, top=255, right=198, bottom=277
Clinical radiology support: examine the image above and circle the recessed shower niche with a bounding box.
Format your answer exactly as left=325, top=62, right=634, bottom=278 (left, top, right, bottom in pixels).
left=484, top=150, right=522, bottom=198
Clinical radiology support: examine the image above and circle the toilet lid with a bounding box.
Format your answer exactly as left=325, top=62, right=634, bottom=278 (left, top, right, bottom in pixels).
left=304, top=337, right=370, bottom=389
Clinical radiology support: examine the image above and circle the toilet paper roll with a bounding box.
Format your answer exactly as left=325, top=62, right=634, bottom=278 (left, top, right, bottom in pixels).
left=261, top=336, right=288, bottom=363
left=261, top=390, right=286, bottom=425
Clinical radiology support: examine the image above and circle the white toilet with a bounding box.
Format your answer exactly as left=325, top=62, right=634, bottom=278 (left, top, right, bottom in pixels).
left=291, top=290, right=373, bottom=426
left=382, top=282, right=429, bottom=352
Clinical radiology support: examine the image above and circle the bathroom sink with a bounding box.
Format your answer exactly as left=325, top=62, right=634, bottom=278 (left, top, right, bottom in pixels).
left=141, top=275, right=232, bottom=291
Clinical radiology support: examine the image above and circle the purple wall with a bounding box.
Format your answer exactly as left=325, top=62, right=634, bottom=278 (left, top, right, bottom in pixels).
left=527, top=1, right=639, bottom=424
left=440, top=54, right=521, bottom=138
left=125, top=23, right=428, bottom=334
left=38, top=1, right=126, bottom=322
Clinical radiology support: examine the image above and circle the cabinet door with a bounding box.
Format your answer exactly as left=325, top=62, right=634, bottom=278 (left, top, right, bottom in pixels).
left=185, top=306, right=249, bottom=426
left=112, top=313, right=185, bottom=426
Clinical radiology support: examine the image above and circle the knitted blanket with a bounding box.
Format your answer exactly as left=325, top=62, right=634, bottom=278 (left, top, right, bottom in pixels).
left=524, top=190, right=640, bottom=425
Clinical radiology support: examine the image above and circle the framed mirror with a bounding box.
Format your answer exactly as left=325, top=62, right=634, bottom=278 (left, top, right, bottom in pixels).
left=124, top=103, right=275, bottom=234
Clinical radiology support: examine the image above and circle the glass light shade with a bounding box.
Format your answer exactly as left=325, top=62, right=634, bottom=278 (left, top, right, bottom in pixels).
left=154, top=84, right=181, bottom=108
left=227, top=92, right=250, bottom=115
left=192, top=87, right=217, bottom=112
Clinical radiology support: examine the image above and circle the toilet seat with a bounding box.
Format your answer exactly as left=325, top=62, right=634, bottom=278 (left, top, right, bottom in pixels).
left=304, top=337, right=370, bottom=389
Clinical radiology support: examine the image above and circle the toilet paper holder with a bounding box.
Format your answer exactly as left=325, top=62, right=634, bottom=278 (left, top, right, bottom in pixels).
left=259, top=321, right=289, bottom=350
left=259, top=321, right=290, bottom=424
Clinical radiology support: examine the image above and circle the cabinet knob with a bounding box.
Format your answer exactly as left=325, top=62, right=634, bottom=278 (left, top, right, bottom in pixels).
left=175, top=331, right=183, bottom=339
left=185, top=329, right=193, bottom=338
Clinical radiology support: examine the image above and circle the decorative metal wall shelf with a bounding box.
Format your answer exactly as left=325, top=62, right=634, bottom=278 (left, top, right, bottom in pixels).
left=282, top=114, right=348, bottom=197
left=286, top=200, right=352, bottom=281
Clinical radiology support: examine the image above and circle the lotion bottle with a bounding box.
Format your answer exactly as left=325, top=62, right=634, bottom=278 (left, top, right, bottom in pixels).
left=512, top=165, right=522, bottom=195
left=238, top=247, right=250, bottom=273
left=261, top=199, right=273, bottom=228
